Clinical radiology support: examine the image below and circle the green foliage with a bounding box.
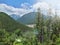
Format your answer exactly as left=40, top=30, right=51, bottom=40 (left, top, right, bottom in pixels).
left=56, top=38, right=60, bottom=45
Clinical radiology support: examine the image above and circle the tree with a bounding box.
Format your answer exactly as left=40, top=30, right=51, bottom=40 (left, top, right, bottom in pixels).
left=35, top=8, right=45, bottom=45
left=46, top=7, right=53, bottom=45
left=50, top=11, right=60, bottom=45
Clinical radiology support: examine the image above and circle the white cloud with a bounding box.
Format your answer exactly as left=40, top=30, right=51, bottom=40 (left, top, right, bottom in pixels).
left=0, top=3, right=32, bottom=17
left=0, top=2, right=60, bottom=17
left=21, top=3, right=31, bottom=9
left=32, top=2, right=49, bottom=10
left=31, top=2, right=52, bottom=14
left=31, top=2, right=56, bottom=16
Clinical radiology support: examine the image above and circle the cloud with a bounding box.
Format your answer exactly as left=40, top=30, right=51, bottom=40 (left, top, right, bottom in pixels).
left=0, top=2, right=60, bottom=17
left=0, top=3, right=32, bottom=17
left=21, top=3, right=31, bottom=9
left=32, top=2, right=50, bottom=11
left=31, top=2, right=56, bottom=16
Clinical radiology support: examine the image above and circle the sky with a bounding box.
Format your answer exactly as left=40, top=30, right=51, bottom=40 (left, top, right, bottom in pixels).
left=0, top=0, right=35, bottom=8
left=0, top=0, right=60, bottom=16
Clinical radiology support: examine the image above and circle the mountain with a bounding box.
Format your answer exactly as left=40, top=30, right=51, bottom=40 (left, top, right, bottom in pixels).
left=17, top=12, right=49, bottom=24
left=10, top=14, right=20, bottom=20
left=17, top=12, right=36, bottom=24
left=0, top=12, right=32, bottom=32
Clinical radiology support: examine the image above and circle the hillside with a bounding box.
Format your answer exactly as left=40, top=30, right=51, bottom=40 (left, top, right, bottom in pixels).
left=0, top=12, right=32, bottom=32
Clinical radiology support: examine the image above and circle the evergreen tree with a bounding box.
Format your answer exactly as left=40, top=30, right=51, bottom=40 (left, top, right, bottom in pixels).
left=35, top=8, right=45, bottom=45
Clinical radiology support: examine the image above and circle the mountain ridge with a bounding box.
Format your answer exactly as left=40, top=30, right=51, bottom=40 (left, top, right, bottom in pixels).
left=17, top=12, right=50, bottom=24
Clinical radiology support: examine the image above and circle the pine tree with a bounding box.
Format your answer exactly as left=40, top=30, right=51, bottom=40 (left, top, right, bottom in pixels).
left=46, top=7, right=53, bottom=45
left=35, top=8, right=44, bottom=45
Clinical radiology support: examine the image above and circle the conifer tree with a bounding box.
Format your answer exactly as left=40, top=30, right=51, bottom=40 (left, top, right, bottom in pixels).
left=36, top=8, right=44, bottom=45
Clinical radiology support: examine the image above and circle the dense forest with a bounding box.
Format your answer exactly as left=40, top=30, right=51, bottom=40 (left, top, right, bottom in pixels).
left=0, top=8, right=60, bottom=45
